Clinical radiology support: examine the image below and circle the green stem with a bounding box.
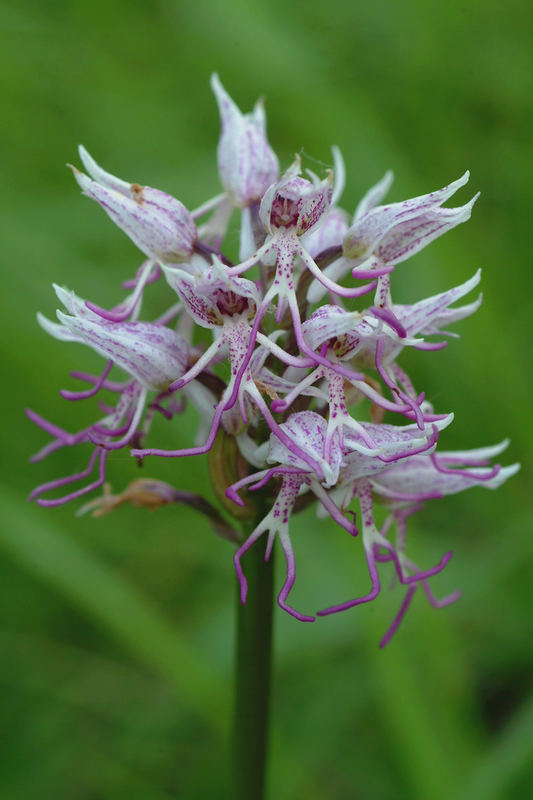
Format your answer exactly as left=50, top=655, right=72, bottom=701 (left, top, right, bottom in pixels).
left=232, top=535, right=275, bottom=800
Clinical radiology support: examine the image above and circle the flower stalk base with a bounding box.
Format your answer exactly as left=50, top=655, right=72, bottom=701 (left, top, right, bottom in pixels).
left=233, top=526, right=275, bottom=800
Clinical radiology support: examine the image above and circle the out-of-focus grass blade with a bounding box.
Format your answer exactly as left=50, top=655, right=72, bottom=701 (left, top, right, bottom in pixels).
left=457, top=693, right=533, bottom=800
left=0, top=486, right=229, bottom=734
left=368, top=625, right=457, bottom=800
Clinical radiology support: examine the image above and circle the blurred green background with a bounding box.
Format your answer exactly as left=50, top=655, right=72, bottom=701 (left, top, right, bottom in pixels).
left=1, top=1, right=532, bottom=798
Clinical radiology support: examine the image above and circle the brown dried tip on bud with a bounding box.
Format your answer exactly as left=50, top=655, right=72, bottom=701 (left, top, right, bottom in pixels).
left=77, top=479, right=176, bottom=517
left=130, top=183, right=145, bottom=204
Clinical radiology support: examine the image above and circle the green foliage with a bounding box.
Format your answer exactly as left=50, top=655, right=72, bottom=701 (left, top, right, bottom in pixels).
left=1, top=0, right=531, bottom=797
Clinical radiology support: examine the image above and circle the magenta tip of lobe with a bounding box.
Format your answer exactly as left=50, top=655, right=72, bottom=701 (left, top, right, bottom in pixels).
left=226, top=488, right=244, bottom=507
left=441, top=550, right=454, bottom=566
left=281, top=603, right=315, bottom=622
left=60, top=388, right=92, bottom=400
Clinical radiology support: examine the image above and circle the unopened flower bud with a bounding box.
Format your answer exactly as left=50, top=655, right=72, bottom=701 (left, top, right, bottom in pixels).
left=211, top=73, right=279, bottom=208
left=71, top=146, right=197, bottom=263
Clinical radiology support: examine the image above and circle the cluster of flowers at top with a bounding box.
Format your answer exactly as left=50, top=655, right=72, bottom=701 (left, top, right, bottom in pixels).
left=28, top=75, right=518, bottom=646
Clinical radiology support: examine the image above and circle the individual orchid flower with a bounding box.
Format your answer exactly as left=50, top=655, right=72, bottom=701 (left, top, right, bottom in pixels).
left=227, top=412, right=357, bottom=622
left=132, top=258, right=328, bottom=478
left=26, top=285, right=195, bottom=506
left=281, top=269, right=482, bottom=432
left=39, top=285, right=190, bottom=394
left=324, top=268, right=483, bottom=372
left=70, top=146, right=198, bottom=320
left=316, top=439, right=518, bottom=645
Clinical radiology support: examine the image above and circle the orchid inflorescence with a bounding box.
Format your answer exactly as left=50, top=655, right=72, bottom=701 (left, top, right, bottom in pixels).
left=28, top=74, right=518, bottom=646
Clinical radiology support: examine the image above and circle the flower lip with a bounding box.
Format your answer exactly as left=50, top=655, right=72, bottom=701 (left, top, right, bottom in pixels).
left=267, top=411, right=344, bottom=487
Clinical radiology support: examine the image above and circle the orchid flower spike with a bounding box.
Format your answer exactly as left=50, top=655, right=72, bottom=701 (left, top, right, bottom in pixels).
left=28, top=75, right=518, bottom=650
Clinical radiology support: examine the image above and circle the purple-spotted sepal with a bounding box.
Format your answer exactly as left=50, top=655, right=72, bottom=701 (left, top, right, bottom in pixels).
left=343, top=171, right=478, bottom=267
left=40, top=285, right=189, bottom=391
left=72, top=146, right=197, bottom=263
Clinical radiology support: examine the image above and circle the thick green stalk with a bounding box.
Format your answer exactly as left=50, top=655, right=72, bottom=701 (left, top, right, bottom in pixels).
left=232, top=534, right=275, bottom=800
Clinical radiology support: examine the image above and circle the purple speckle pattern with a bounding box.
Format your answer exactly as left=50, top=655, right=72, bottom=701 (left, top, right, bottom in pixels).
left=28, top=77, right=519, bottom=648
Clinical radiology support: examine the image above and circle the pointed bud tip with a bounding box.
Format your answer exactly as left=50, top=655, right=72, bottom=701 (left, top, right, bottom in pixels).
left=210, top=72, right=233, bottom=109
left=254, top=94, right=265, bottom=111
left=68, top=163, right=91, bottom=192
left=52, top=283, right=71, bottom=304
